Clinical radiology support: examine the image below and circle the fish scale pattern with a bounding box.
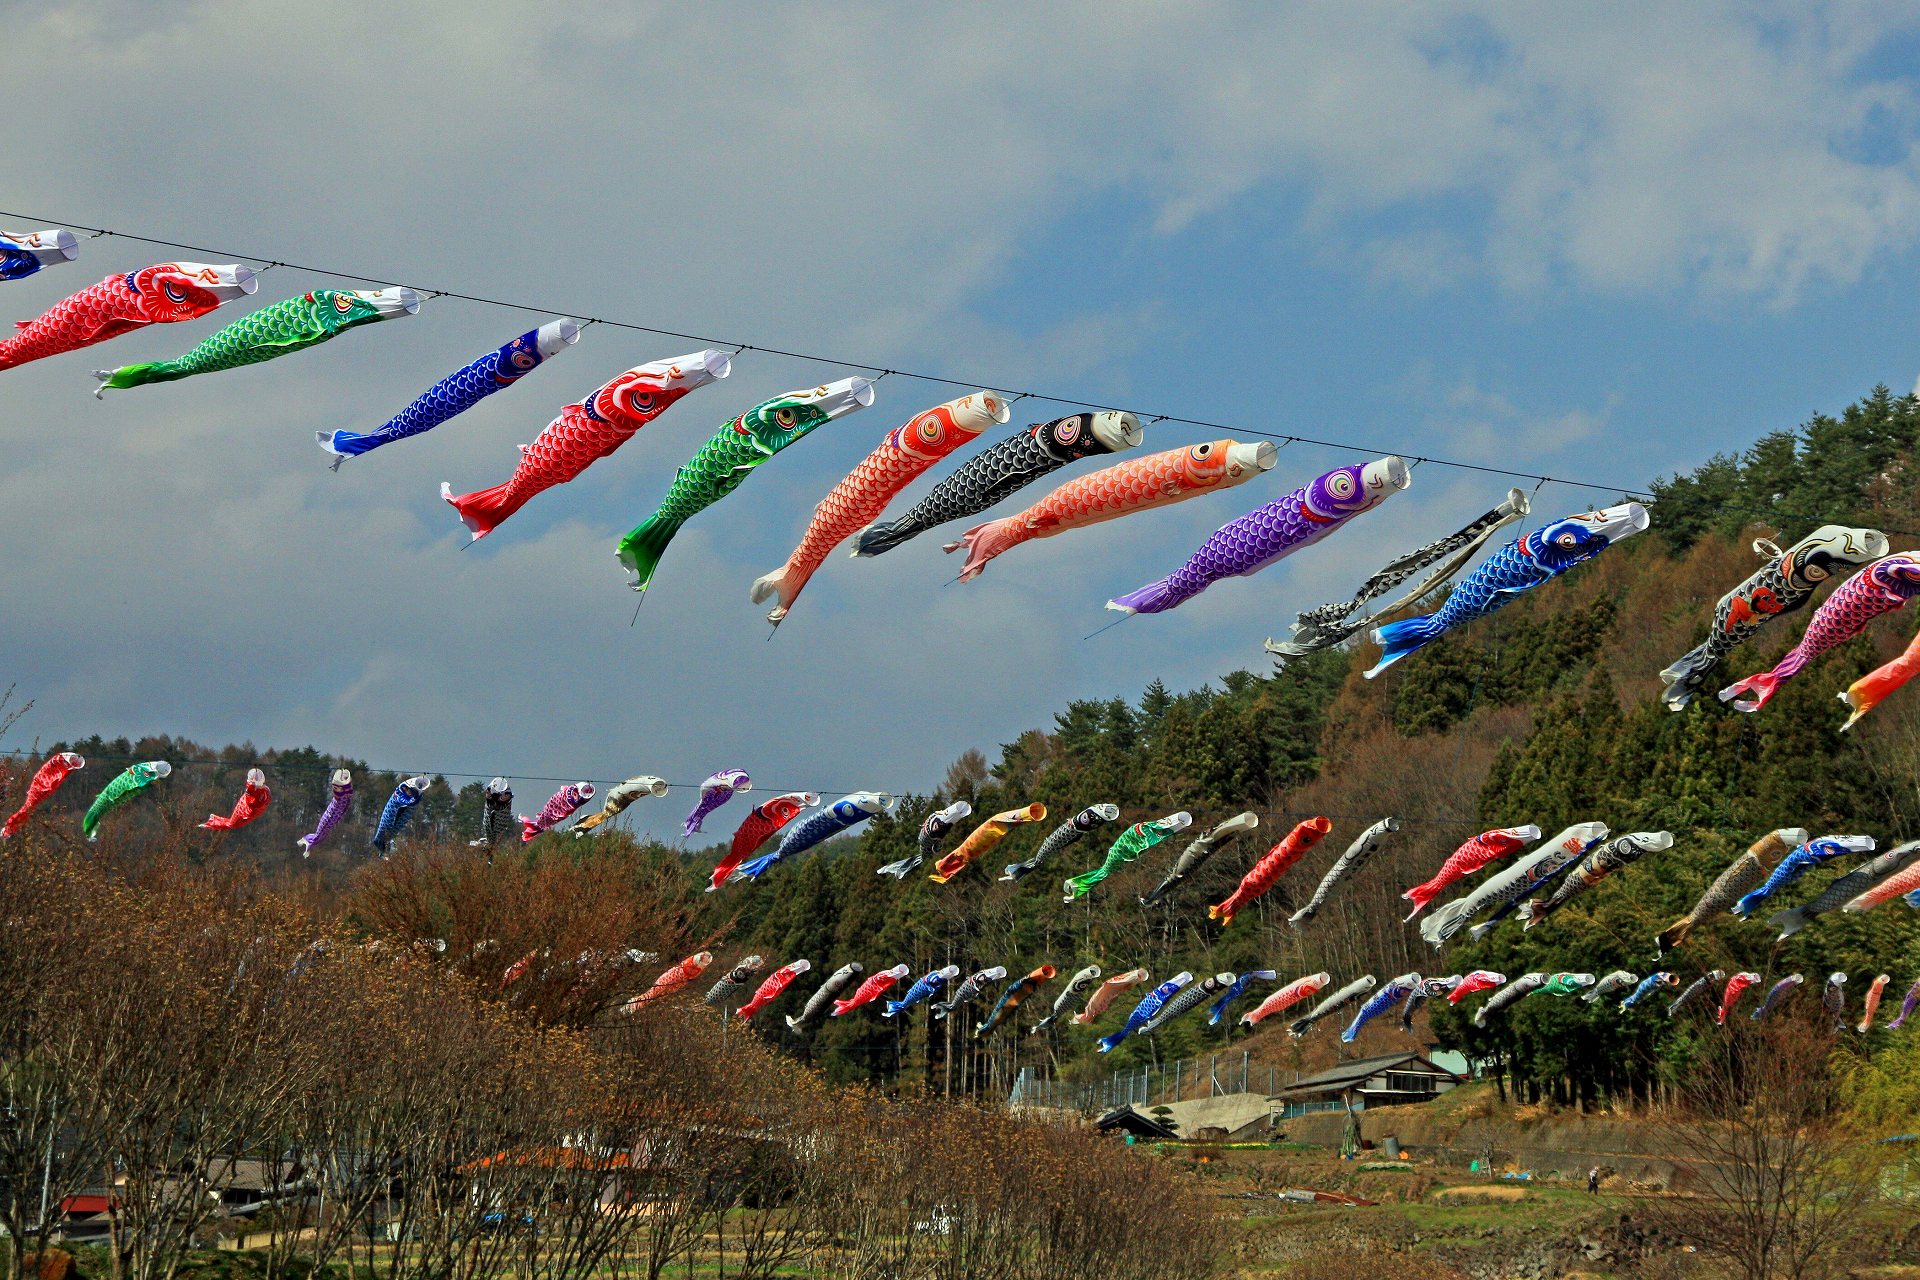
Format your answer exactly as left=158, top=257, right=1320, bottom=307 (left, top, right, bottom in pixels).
left=1112, top=458, right=1406, bottom=615
left=1243, top=974, right=1327, bottom=1026
left=1475, top=973, right=1548, bottom=1026
left=1733, top=835, right=1874, bottom=917
left=1099, top=976, right=1188, bottom=1051
left=618, top=381, right=870, bottom=593
left=876, top=800, right=971, bottom=879
left=1445, top=971, right=1505, bottom=1005
left=1668, top=971, right=1724, bottom=1017
left=1289, top=818, right=1400, bottom=925
left=2, top=753, right=83, bottom=838
left=754, top=393, right=1007, bottom=622
left=1210, top=817, right=1333, bottom=926
left=1660, top=525, right=1886, bottom=708
left=1721, top=553, right=1920, bottom=710
left=1368, top=506, right=1647, bottom=676
left=733, top=794, right=889, bottom=882
left=976, top=966, right=1056, bottom=1038
left=1525, top=831, right=1673, bottom=927
left=573, top=775, right=671, bottom=837
left=1404, top=826, right=1539, bottom=917
left=933, top=967, right=1004, bottom=1020
left=1140, top=811, right=1258, bottom=905
left=444, top=350, right=725, bottom=538
left=476, top=790, right=516, bottom=846
left=712, top=793, right=818, bottom=888
left=1062, top=813, right=1188, bottom=901
left=1752, top=974, right=1803, bottom=1020
left=1290, top=975, right=1377, bottom=1035
left=371, top=780, right=424, bottom=853
left=884, top=966, right=957, bottom=1017
left=684, top=770, right=750, bottom=837
left=1031, top=965, right=1102, bottom=1034
left=1894, top=980, right=1920, bottom=1030
left=1425, top=823, right=1599, bottom=946
left=789, top=963, right=861, bottom=1029
left=1845, top=856, right=1920, bottom=912
left=1584, top=972, right=1638, bottom=1004
left=1, top=263, right=247, bottom=369
left=1343, top=974, right=1419, bottom=1041
left=1003, top=804, right=1116, bottom=882
left=299, top=779, right=354, bottom=855
left=97, top=288, right=411, bottom=389
left=704, top=956, right=765, bottom=1007
left=82, top=763, right=166, bottom=840
left=323, top=323, right=575, bottom=462
left=1141, top=975, right=1225, bottom=1035
left=930, top=803, right=1047, bottom=883
left=737, top=961, right=809, bottom=1019
left=835, top=966, right=907, bottom=1017
left=951, top=440, right=1262, bottom=581
left=852, top=413, right=1136, bottom=556
left=521, top=784, right=592, bottom=842
left=1620, top=973, right=1673, bottom=1008
left=1073, top=967, right=1148, bottom=1025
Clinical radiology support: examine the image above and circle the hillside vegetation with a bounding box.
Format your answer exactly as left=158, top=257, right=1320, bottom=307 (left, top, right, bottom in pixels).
left=10, top=386, right=1920, bottom=1108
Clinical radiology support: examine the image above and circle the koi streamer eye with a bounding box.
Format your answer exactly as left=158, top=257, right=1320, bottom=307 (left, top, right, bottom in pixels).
left=774, top=407, right=797, bottom=429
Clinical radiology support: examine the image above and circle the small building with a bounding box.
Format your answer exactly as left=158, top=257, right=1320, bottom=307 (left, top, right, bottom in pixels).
left=1271, top=1051, right=1461, bottom=1117
left=216, top=1156, right=310, bottom=1214
left=1093, top=1106, right=1181, bottom=1141
left=55, top=1190, right=119, bottom=1243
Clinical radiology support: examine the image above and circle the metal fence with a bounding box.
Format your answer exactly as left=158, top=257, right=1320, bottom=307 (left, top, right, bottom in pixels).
left=1008, top=1052, right=1306, bottom=1114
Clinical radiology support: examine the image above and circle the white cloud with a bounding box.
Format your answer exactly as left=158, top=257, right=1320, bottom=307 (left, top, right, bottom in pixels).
left=3, top=1, right=1918, bottom=837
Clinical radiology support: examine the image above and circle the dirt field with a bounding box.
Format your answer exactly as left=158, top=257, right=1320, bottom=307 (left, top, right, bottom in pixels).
left=1128, top=1103, right=1920, bottom=1279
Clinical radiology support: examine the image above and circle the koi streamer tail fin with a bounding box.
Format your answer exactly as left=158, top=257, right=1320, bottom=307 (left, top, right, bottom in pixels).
left=1365, top=612, right=1445, bottom=678
left=1654, top=916, right=1692, bottom=955
left=1718, top=671, right=1782, bottom=713
left=1657, top=643, right=1717, bottom=709
left=944, top=517, right=1019, bottom=582
left=93, top=363, right=178, bottom=395
left=1107, top=573, right=1182, bottom=616
left=731, top=850, right=780, bottom=882
left=1769, top=905, right=1811, bottom=940
left=443, top=480, right=528, bottom=541
left=851, top=519, right=913, bottom=557
left=748, top=559, right=803, bottom=624
left=616, top=514, right=684, bottom=593
left=318, top=429, right=373, bottom=469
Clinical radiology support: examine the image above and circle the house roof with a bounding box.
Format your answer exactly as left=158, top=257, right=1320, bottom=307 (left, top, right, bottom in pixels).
left=1094, top=1106, right=1181, bottom=1140
left=1274, top=1051, right=1456, bottom=1097
left=221, top=1158, right=305, bottom=1191
left=60, top=1194, right=116, bottom=1217
left=462, top=1146, right=634, bottom=1173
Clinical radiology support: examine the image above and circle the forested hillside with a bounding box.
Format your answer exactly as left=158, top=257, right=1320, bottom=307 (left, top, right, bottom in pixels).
left=11, top=386, right=1920, bottom=1107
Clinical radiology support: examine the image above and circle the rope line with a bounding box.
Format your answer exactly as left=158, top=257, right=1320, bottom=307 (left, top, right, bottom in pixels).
left=0, top=208, right=1662, bottom=499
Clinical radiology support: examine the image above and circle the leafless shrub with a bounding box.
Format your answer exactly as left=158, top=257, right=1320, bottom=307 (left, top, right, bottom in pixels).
left=1, top=831, right=1230, bottom=1280
left=1646, top=1014, right=1887, bottom=1280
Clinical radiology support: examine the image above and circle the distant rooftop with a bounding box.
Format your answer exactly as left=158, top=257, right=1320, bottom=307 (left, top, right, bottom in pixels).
left=1274, top=1051, right=1458, bottom=1098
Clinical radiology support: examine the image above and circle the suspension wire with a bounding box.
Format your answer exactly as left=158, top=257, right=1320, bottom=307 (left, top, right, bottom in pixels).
left=0, top=743, right=1533, bottom=831
left=21, top=210, right=1920, bottom=538
left=0, top=208, right=1666, bottom=500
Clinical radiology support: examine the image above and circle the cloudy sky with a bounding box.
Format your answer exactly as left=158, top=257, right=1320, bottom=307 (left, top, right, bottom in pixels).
left=6, top=2, right=1920, bottom=837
